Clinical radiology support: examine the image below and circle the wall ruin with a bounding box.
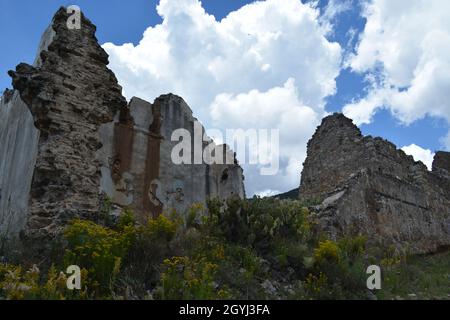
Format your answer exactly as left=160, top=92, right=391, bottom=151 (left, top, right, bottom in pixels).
left=0, top=8, right=245, bottom=259
left=299, top=113, right=450, bottom=254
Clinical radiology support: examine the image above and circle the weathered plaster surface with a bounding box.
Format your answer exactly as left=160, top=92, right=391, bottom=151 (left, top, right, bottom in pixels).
left=97, top=95, right=245, bottom=221
left=0, top=91, right=39, bottom=242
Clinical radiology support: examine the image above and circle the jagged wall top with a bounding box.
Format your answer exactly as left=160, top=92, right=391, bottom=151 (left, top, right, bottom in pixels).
left=300, top=113, right=447, bottom=201
left=298, top=113, right=450, bottom=254
left=5, top=7, right=130, bottom=256
left=8, top=7, right=128, bottom=133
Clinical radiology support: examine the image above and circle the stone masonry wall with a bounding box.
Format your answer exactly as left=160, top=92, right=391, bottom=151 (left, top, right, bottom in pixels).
left=6, top=8, right=128, bottom=257
left=299, top=113, right=450, bottom=254
left=0, top=8, right=245, bottom=259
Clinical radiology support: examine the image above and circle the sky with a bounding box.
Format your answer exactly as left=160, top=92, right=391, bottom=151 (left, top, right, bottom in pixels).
left=1, top=0, right=449, bottom=196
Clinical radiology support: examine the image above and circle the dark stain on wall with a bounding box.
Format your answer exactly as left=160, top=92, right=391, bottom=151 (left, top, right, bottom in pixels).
left=112, top=114, right=135, bottom=183
left=144, top=102, right=163, bottom=218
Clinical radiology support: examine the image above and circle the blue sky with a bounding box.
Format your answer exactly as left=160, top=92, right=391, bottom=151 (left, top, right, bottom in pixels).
left=1, top=0, right=448, bottom=195
left=0, top=0, right=250, bottom=84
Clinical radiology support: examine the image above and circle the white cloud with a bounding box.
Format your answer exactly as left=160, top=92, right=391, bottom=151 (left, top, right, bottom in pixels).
left=103, top=0, right=342, bottom=195
left=441, top=131, right=450, bottom=151
left=342, top=85, right=390, bottom=125
left=210, top=79, right=322, bottom=194
left=344, top=0, right=450, bottom=149
left=255, top=189, right=281, bottom=198
left=322, top=0, right=352, bottom=23
left=401, top=144, right=435, bottom=171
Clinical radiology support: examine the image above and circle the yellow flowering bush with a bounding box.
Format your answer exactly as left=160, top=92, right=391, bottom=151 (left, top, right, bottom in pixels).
left=212, top=245, right=225, bottom=261
left=1, top=197, right=393, bottom=300
left=314, top=240, right=341, bottom=265
left=304, top=272, right=328, bottom=295
left=0, top=264, right=86, bottom=300
left=380, top=245, right=403, bottom=267
left=159, top=256, right=224, bottom=300
left=144, top=214, right=177, bottom=242
left=63, top=217, right=136, bottom=295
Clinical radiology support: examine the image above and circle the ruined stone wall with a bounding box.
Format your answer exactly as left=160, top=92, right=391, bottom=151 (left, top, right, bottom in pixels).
left=0, top=7, right=245, bottom=256
left=433, top=151, right=450, bottom=182
left=300, top=113, right=450, bottom=254
left=5, top=8, right=128, bottom=256
left=299, top=114, right=368, bottom=201
left=299, top=114, right=416, bottom=201
left=98, top=94, right=245, bottom=221
left=154, top=94, right=245, bottom=215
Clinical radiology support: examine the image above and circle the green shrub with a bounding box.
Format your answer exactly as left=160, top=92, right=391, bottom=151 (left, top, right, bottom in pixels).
left=314, top=240, right=341, bottom=265
left=6, top=196, right=429, bottom=300
left=204, top=197, right=250, bottom=244
left=304, top=272, right=328, bottom=297
left=63, top=218, right=136, bottom=296
left=338, top=236, right=367, bottom=260
left=305, top=237, right=370, bottom=299
left=185, top=203, right=205, bottom=229
left=144, top=214, right=177, bottom=242
left=0, top=263, right=87, bottom=300
left=157, top=256, right=227, bottom=300
left=115, top=213, right=183, bottom=298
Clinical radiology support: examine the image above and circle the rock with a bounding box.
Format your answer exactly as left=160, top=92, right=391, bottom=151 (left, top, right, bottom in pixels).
left=299, top=113, right=450, bottom=254
left=320, top=190, right=346, bottom=209
left=433, top=151, right=450, bottom=180
left=262, top=279, right=278, bottom=296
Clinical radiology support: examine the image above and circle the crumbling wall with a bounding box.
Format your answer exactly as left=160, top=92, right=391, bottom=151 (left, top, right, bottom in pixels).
left=432, top=151, right=450, bottom=182
left=97, top=96, right=162, bottom=222
left=299, top=114, right=416, bottom=201
left=0, top=7, right=245, bottom=258
left=300, top=113, right=450, bottom=254
left=155, top=94, right=245, bottom=215
left=97, top=94, right=246, bottom=221
left=6, top=8, right=128, bottom=257
left=0, top=91, right=40, bottom=244
left=299, top=114, right=367, bottom=200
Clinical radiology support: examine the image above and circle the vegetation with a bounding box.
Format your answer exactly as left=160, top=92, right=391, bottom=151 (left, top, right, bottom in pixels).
left=0, top=197, right=448, bottom=300
left=377, top=251, right=450, bottom=300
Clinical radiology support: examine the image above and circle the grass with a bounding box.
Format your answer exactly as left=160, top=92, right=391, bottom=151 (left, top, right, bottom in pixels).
left=378, top=250, right=450, bottom=300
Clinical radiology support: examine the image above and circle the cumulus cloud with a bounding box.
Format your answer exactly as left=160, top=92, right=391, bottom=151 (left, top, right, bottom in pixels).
left=210, top=79, right=322, bottom=194
left=343, top=0, right=450, bottom=150
left=103, top=0, right=342, bottom=195
left=401, top=144, right=435, bottom=171
left=440, top=131, right=450, bottom=151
